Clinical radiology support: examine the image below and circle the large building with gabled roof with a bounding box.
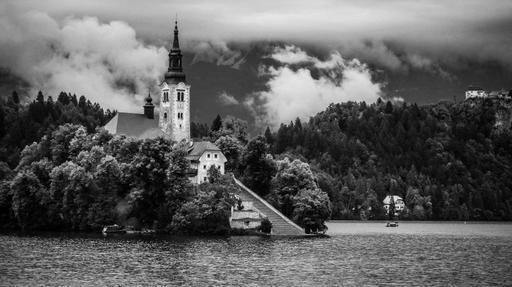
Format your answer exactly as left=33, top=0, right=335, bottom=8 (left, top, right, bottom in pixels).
left=103, top=20, right=226, bottom=185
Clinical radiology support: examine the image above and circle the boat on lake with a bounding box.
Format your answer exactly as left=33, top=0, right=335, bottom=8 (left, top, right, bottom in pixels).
left=102, top=224, right=126, bottom=235
left=386, top=221, right=399, bottom=227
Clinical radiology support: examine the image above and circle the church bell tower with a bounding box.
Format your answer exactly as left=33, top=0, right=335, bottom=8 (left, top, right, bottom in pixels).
left=159, top=20, right=191, bottom=143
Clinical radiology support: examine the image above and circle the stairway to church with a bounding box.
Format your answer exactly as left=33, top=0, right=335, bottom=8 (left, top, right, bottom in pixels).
left=233, top=177, right=304, bottom=236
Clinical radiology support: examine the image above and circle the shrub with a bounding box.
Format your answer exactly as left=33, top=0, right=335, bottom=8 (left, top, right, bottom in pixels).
left=259, top=218, right=272, bottom=234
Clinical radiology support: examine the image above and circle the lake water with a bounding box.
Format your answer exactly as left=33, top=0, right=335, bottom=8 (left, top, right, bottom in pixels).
left=1, top=221, right=511, bottom=286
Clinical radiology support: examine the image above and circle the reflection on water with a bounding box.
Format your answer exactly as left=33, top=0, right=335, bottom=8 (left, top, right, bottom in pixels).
left=0, top=222, right=511, bottom=286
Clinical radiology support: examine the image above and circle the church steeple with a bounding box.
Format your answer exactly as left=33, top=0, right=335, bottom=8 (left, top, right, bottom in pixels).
left=172, top=20, right=180, bottom=50
left=143, top=91, right=154, bottom=119
left=165, top=19, right=186, bottom=84
left=160, top=18, right=191, bottom=143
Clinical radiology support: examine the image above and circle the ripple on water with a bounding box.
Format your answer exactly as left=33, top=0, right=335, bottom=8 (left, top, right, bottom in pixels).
left=0, top=222, right=511, bottom=286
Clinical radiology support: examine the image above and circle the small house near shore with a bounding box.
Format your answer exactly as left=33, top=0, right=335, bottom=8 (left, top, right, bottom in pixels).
left=383, top=195, right=405, bottom=215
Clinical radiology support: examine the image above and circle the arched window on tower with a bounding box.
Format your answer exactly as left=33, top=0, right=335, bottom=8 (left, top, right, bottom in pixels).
left=164, top=112, right=167, bottom=119
left=177, top=91, right=185, bottom=102
left=163, top=91, right=169, bottom=102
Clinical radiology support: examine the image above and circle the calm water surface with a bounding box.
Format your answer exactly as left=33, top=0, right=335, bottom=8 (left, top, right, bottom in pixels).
left=1, top=221, right=511, bottom=286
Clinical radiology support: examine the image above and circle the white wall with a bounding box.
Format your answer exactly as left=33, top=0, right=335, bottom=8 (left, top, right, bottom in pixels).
left=196, top=150, right=227, bottom=184
left=159, top=81, right=191, bottom=142
left=465, top=90, right=487, bottom=99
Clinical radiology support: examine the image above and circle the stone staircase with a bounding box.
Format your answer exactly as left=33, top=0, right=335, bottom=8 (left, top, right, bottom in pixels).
left=233, top=177, right=304, bottom=236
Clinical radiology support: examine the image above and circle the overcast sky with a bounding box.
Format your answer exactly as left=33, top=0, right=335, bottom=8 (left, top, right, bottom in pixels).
left=7, top=0, right=512, bottom=61
left=1, top=0, right=511, bottom=128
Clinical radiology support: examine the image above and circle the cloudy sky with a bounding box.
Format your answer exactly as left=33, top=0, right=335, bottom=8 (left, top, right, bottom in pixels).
left=1, top=0, right=511, bottom=129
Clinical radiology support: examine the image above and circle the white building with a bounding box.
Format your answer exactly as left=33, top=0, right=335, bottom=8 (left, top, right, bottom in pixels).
left=103, top=21, right=226, bottom=185
left=383, top=195, right=405, bottom=215
left=186, top=141, right=227, bottom=184
left=465, top=86, right=488, bottom=99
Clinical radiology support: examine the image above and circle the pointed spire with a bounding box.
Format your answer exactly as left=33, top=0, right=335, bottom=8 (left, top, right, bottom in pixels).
left=165, top=17, right=186, bottom=83
left=172, top=19, right=180, bottom=50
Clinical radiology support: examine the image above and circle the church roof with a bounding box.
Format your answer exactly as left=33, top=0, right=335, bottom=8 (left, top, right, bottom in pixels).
left=103, top=112, right=164, bottom=139
left=186, top=141, right=221, bottom=161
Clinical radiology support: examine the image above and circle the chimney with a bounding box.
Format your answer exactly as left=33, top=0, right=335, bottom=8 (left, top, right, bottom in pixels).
left=144, top=92, right=154, bottom=119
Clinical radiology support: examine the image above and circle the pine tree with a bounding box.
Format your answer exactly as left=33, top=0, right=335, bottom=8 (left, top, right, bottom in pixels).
left=12, top=91, right=20, bottom=104
left=211, top=114, right=222, bottom=132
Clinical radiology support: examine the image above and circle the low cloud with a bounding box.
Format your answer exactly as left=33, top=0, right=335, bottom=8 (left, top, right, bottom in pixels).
left=218, top=91, right=240, bottom=105
left=189, top=40, right=246, bottom=69
left=246, top=45, right=382, bottom=129
left=0, top=5, right=167, bottom=112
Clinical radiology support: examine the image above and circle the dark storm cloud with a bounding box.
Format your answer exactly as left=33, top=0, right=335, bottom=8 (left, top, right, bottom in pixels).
left=8, top=0, right=512, bottom=65
left=1, top=0, right=511, bottom=125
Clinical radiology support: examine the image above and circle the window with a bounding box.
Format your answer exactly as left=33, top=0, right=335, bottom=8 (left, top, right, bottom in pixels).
left=203, top=165, right=206, bottom=169
left=217, top=165, right=220, bottom=169
left=177, top=91, right=185, bottom=102
left=203, top=177, right=207, bottom=182
left=163, top=91, right=169, bottom=102
left=214, top=154, right=218, bottom=159
left=164, top=112, right=167, bottom=119
left=207, top=153, right=210, bottom=158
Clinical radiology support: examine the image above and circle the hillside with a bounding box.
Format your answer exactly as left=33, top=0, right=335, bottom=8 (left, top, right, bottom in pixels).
left=265, top=97, right=512, bottom=220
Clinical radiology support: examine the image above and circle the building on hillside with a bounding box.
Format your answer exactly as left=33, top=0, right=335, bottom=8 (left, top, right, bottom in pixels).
left=103, top=21, right=226, bottom=185
left=186, top=141, right=227, bottom=184
left=465, top=86, right=488, bottom=99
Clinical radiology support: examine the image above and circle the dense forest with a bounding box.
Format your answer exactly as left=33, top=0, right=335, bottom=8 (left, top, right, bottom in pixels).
left=0, top=91, right=328, bottom=233
left=0, top=91, right=114, bottom=167
left=194, top=97, right=512, bottom=221
left=259, top=98, right=512, bottom=221
left=1, top=90, right=511, bottom=234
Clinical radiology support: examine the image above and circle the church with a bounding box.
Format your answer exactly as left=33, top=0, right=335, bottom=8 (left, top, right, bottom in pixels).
left=103, top=21, right=227, bottom=185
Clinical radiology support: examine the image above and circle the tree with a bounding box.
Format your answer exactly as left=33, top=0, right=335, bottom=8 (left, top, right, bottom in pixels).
left=10, top=170, right=52, bottom=230
left=268, top=157, right=319, bottom=218
left=12, top=91, right=20, bottom=104
left=385, top=101, right=393, bottom=114
left=125, top=137, right=173, bottom=228
left=215, top=135, right=243, bottom=172
left=171, top=175, right=237, bottom=235
left=211, top=114, right=222, bottom=132
left=388, top=196, right=396, bottom=220
left=50, top=161, right=93, bottom=230
left=207, top=165, right=221, bottom=183
left=292, top=188, right=331, bottom=233
left=264, top=126, right=274, bottom=146
left=240, top=136, right=276, bottom=196
left=0, top=103, right=6, bottom=138
left=50, top=124, right=85, bottom=164
left=36, top=91, right=45, bottom=104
